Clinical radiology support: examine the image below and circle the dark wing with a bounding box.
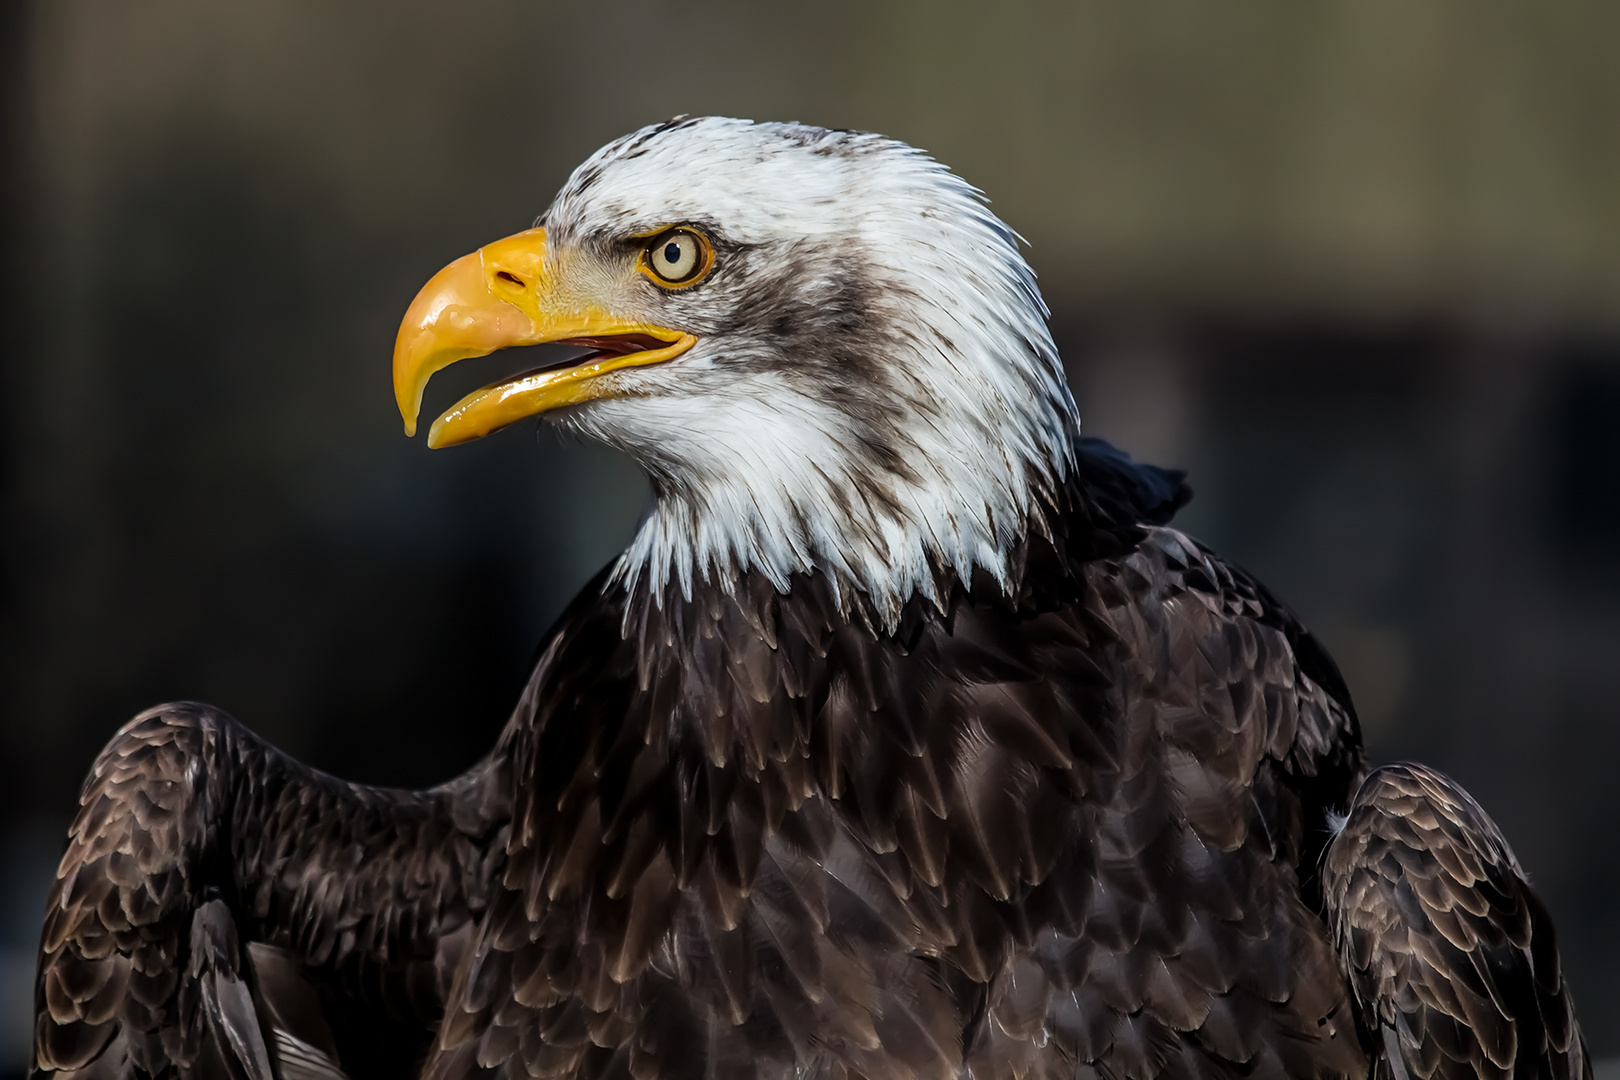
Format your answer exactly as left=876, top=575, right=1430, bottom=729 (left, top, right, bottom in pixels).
left=33, top=701, right=511, bottom=1080
left=967, top=525, right=1370, bottom=1079
left=1323, top=763, right=1589, bottom=1080
left=1073, top=436, right=1363, bottom=751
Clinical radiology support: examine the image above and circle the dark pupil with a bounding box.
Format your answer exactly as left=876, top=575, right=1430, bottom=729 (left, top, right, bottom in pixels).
left=663, top=241, right=683, bottom=266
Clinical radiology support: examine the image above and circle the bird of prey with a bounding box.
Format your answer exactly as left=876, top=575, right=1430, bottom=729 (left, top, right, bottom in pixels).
left=34, top=118, right=1588, bottom=1080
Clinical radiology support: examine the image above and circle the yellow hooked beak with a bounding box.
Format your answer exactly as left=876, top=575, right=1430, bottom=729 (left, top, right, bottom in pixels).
left=392, top=227, right=696, bottom=448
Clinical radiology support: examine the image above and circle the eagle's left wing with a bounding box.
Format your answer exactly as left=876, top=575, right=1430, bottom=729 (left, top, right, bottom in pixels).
left=1324, top=763, right=1590, bottom=1080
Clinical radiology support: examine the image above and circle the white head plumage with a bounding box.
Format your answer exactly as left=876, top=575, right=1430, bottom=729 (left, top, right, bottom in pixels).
left=537, top=119, right=1080, bottom=626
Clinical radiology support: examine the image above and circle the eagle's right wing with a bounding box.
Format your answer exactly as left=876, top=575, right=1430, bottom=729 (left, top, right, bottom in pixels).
left=33, top=701, right=512, bottom=1080
left=1324, top=763, right=1589, bottom=1080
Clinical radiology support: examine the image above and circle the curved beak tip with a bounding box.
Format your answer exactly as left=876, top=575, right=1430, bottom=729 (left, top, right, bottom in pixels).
left=390, top=247, right=519, bottom=445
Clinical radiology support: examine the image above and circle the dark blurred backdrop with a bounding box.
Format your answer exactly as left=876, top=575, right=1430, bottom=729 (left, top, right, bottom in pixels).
left=3, top=0, right=1619, bottom=1067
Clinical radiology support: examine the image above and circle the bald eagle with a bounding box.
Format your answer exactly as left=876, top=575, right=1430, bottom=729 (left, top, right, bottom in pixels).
left=34, top=118, right=1588, bottom=1080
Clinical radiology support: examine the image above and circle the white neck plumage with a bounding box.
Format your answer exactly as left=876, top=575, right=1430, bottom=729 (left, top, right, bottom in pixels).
left=604, top=293, right=1079, bottom=631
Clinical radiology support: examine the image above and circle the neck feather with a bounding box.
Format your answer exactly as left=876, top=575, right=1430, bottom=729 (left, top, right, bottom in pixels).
left=606, top=333, right=1078, bottom=631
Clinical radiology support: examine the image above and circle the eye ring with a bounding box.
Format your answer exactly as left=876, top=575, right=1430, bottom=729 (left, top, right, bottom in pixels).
left=639, top=228, right=714, bottom=288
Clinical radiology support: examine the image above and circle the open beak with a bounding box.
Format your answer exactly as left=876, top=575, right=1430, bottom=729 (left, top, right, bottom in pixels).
left=392, top=227, right=696, bottom=448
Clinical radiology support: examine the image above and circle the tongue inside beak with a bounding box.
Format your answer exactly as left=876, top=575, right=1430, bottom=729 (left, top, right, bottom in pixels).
left=423, top=331, right=698, bottom=449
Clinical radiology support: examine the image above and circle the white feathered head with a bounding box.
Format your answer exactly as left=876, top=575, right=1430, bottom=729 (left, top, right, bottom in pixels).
left=394, top=118, right=1078, bottom=624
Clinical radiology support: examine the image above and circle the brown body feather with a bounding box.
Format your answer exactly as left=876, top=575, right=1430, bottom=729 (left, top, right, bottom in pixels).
left=31, top=440, right=1585, bottom=1080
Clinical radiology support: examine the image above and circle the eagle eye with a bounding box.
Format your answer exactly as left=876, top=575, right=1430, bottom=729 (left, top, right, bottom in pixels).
left=641, top=228, right=713, bottom=288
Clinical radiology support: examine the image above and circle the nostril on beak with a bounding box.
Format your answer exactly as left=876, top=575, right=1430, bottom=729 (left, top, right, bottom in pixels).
left=495, top=271, right=525, bottom=287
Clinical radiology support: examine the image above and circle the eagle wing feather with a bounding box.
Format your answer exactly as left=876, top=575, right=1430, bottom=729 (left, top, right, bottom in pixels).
left=1324, top=763, right=1590, bottom=1080
left=34, top=702, right=511, bottom=1080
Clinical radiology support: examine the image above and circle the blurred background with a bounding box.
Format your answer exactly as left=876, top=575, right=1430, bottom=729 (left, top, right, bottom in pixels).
left=3, top=0, right=1619, bottom=1069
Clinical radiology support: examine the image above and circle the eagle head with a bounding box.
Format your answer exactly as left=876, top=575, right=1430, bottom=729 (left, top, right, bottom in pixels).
left=395, top=117, right=1078, bottom=624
